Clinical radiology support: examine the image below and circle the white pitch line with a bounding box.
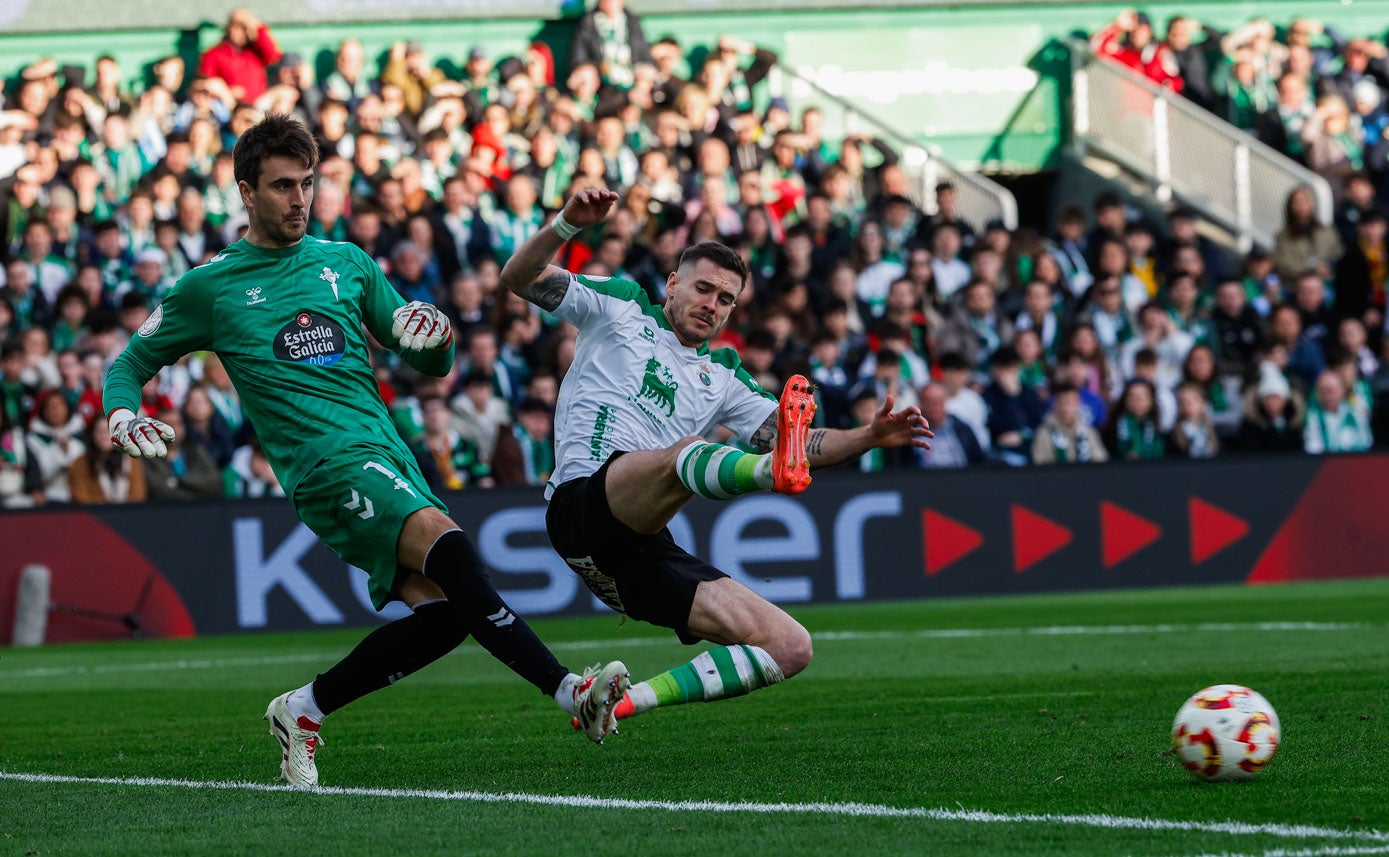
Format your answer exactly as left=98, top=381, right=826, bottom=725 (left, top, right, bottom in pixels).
left=812, top=622, right=1371, bottom=641
left=0, top=622, right=1372, bottom=681
left=1, top=771, right=1385, bottom=844
left=0, top=653, right=335, bottom=678
left=1189, top=846, right=1389, bottom=857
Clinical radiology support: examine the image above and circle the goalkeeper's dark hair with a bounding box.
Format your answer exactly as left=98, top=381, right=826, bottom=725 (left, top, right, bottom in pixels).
left=677, top=241, right=749, bottom=291
left=233, top=113, right=319, bottom=189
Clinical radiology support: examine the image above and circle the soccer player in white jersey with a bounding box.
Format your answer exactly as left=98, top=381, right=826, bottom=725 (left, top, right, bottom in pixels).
left=501, top=188, right=932, bottom=726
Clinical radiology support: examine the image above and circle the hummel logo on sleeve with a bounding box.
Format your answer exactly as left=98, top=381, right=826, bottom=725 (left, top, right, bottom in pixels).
left=245, top=287, right=266, bottom=306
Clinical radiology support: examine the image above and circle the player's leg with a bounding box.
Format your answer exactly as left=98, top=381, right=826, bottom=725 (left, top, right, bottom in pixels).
left=668, top=374, right=815, bottom=504
left=266, top=453, right=466, bottom=786
left=267, top=452, right=626, bottom=786
left=619, top=577, right=813, bottom=719
left=395, top=507, right=628, bottom=741
left=266, top=569, right=460, bottom=786
left=303, top=507, right=628, bottom=740
left=560, top=477, right=810, bottom=722
left=598, top=443, right=701, bottom=534
left=602, top=376, right=814, bottom=534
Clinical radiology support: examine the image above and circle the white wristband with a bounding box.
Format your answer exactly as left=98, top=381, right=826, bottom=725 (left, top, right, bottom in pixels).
left=551, top=212, right=581, bottom=241
left=107, top=407, right=136, bottom=435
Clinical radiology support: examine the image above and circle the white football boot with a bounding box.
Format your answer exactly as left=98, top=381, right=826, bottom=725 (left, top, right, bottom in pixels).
left=265, top=692, right=324, bottom=786
left=572, top=661, right=631, bottom=744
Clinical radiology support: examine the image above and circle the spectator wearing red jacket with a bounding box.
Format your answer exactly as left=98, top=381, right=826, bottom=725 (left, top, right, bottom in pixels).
left=198, top=8, right=282, bottom=104
left=1092, top=10, right=1184, bottom=93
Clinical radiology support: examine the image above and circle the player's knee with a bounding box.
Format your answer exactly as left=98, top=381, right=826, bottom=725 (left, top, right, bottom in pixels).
left=775, top=621, right=814, bottom=678
left=421, top=529, right=492, bottom=601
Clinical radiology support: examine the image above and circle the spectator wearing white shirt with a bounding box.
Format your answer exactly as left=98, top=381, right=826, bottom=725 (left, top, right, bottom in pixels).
left=936, top=351, right=991, bottom=452
left=1120, top=303, right=1195, bottom=393
left=1304, top=369, right=1373, bottom=453
left=929, top=222, right=971, bottom=300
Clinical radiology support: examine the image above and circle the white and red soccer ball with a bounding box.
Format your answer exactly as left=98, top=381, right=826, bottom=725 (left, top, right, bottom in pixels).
left=1172, top=685, right=1280, bottom=781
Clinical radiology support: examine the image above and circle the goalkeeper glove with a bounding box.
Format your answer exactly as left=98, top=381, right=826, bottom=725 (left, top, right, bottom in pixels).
left=108, top=407, right=176, bottom=459
left=391, top=301, right=453, bottom=351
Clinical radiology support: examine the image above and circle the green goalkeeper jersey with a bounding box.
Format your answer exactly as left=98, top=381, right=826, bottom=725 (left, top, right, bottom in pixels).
left=104, top=236, right=453, bottom=497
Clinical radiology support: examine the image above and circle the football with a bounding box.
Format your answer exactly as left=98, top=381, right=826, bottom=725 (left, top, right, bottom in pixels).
left=1171, top=685, right=1280, bottom=781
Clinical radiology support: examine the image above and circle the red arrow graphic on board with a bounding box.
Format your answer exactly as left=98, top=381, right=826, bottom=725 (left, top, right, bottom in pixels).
left=1011, top=504, right=1072, bottom=573
left=1101, top=501, right=1162, bottom=568
left=921, top=509, right=984, bottom=576
left=1189, top=497, right=1250, bottom=564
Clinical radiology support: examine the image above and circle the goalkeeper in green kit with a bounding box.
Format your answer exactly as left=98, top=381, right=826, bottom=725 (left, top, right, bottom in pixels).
left=102, top=114, right=630, bottom=787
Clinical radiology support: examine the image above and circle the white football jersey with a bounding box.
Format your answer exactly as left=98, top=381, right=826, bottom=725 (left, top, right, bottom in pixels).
left=546, top=273, right=777, bottom=498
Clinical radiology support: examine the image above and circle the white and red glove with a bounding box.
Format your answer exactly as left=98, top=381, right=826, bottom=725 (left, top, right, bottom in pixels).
left=108, top=408, right=176, bottom=459
left=391, top=301, right=453, bottom=351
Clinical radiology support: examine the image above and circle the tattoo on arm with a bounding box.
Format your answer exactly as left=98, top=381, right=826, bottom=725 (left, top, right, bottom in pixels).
left=750, top=412, right=778, bottom=453
left=806, top=430, right=826, bottom=459
left=523, top=271, right=571, bottom=312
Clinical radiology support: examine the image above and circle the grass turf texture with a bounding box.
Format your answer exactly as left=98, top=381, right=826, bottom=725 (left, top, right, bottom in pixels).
left=2, top=579, right=1387, bottom=856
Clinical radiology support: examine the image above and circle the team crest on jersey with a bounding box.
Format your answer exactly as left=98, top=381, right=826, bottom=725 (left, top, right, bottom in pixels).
left=320, top=266, right=341, bottom=300
left=631, top=357, right=679, bottom=422
left=138, top=305, right=163, bottom=337
left=698, top=363, right=712, bottom=386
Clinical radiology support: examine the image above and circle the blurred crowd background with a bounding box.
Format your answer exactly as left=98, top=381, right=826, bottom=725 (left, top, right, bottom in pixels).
left=3, top=1, right=1389, bottom=508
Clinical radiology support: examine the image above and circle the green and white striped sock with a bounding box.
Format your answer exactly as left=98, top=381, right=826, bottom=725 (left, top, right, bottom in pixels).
left=675, top=441, right=774, bottom=500
left=625, top=645, right=786, bottom=715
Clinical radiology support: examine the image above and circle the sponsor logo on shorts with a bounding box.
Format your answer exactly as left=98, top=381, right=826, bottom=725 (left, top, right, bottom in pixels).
left=566, top=555, right=624, bottom=613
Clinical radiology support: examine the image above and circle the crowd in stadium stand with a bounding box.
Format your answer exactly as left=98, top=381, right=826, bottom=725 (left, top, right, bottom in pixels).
left=1091, top=12, right=1389, bottom=203
left=2, top=2, right=1389, bottom=508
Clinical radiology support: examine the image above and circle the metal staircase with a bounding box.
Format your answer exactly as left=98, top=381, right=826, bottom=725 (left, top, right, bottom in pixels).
left=775, top=62, right=1019, bottom=232
left=1069, top=37, right=1334, bottom=252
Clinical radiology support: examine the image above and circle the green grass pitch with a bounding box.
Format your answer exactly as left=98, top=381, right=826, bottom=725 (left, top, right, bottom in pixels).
left=3, top=579, right=1387, bottom=856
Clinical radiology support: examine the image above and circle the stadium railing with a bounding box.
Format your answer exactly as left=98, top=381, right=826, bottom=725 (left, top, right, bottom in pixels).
left=774, top=61, right=1019, bottom=232
left=1068, top=37, right=1334, bottom=253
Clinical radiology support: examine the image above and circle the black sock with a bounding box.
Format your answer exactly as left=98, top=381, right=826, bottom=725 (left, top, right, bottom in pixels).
left=312, top=600, right=466, bottom=716
left=423, top=529, right=571, bottom=697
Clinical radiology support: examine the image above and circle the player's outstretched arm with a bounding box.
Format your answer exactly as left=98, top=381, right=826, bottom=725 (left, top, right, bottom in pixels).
left=750, top=394, right=933, bottom=469
left=500, top=188, right=619, bottom=311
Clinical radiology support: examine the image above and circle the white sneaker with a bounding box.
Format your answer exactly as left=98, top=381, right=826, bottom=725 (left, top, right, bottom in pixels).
left=572, top=661, right=631, bottom=745
left=265, top=692, right=324, bottom=786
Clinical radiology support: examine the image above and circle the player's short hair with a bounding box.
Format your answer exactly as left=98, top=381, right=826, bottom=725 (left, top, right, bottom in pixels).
left=677, top=241, right=749, bottom=288
left=233, top=113, right=319, bottom=189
